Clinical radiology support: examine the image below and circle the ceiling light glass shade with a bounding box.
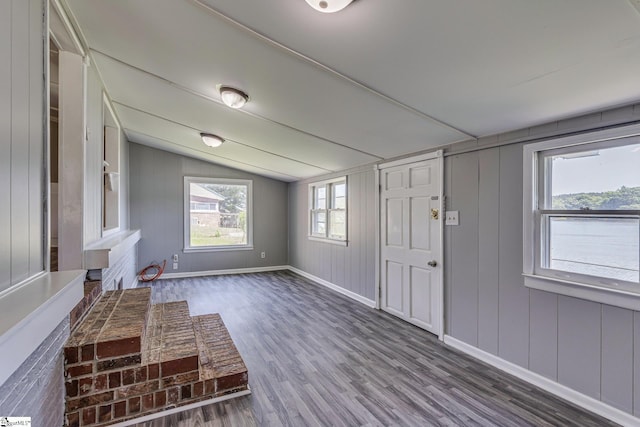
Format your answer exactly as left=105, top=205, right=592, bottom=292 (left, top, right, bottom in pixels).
left=200, top=133, right=224, bottom=148
left=305, top=0, right=353, bottom=13
left=219, top=86, right=249, bottom=109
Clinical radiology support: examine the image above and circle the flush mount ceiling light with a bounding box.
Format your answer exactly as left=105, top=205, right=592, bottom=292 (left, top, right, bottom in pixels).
left=305, top=0, right=354, bottom=13
left=200, top=133, right=225, bottom=148
left=218, top=86, right=249, bottom=109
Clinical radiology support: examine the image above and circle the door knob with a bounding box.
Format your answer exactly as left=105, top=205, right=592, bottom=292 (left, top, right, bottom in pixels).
left=427, top=260, right=437, bottom=267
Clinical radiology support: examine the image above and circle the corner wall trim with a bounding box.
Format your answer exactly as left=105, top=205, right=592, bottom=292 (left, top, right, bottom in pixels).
left=287, top=266, right=376, bottom=308
left=159, top=265, right=289, bottom=280
left=443, top=335, right=639, bottom=427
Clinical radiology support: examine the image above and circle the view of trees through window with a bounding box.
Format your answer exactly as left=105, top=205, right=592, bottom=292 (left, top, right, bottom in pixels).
left=552, top=186, right=640, bottom=210
left=544, top=142, right=640, bottom=283
left=189, top=182, right=249, bottom=247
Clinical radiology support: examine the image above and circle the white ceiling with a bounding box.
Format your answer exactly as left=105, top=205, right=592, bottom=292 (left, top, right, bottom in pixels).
left=64, top=0, right=640, bottom=182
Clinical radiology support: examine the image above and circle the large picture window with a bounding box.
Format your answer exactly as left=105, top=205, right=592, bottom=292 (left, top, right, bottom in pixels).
left=309, top=177, right=347, bottom=244
left=184, top=177, right=252, bottom=251
left=523, top=124, right=640, bottom=309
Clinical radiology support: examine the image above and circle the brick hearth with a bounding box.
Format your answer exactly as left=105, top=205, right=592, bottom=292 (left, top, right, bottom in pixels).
left=69, top=280, right=102, bottom=331
left=63, top=288, right=248, bottom=426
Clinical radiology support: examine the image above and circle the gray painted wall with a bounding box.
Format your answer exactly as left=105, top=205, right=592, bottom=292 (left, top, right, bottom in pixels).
left=129, top=143, right=288, bottom=272
left=444, top=102, right=640, bottom=416
left=288, top=167, right=376, bottom=301
left=0, top=0, right=45, bottom=293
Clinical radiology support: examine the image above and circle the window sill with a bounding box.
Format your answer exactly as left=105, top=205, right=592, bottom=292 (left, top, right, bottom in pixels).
left=523, top=273, right=640, bottom=311
left=0, top=270, right=85, bottom=387
left=307, top=236, right=348, bottom=246
left=84, top=229, right=141, bottom=269
left=183, top=245, right=254, bottom=253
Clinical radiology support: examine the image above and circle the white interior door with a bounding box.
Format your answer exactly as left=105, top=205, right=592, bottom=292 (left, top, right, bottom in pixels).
left=379, top=156, right=442, bottom=336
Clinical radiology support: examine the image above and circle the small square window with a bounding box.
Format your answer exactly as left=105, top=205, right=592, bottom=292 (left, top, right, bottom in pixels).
left=184, top=177, right=252, bottom=252
left=309, top=177, right=347, bottom=244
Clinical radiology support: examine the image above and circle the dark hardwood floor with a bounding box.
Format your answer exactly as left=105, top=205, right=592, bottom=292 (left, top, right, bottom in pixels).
left=133, top=271, right=618, bottom=427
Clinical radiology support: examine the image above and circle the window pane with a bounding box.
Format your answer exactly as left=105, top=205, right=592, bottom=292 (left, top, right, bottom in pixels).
left=549, top=142, right=640, bottom=210
left=312, top=211, right=326, bottom=235
left=332, top=182, right=346, bottom=209
left=547, top=216, right=639, bottom=282
left=309, top=177, right=347, bottom=243
left=329, top=210, right=346, bottom=240
left=315, top=186, right=326, bottom=209
left=190, top=182, right=247, bottom=247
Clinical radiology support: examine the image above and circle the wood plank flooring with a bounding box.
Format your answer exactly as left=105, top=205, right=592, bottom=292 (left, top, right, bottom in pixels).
left=133, top=271, right=618, bottom=427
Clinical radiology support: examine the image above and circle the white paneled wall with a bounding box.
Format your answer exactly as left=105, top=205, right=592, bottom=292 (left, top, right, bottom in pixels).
left=444, top=101, right=640, bottom=417
left=288, top=166, right=376, bottom=302
left=0, top=2, right=70, bottom=425
left=0, top=0, right=45, bottom=292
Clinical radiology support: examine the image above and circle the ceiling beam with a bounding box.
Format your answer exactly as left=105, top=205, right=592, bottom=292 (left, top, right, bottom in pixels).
left=125, top=129, right=303, bottom=181
left=91, top=49, right=385, bottom=161
left=188, top=0, right=477, bottom=140
left=114, top=102, right=335, bottom=173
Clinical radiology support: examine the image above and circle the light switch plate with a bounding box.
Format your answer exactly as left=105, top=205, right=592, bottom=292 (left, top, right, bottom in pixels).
left=445, top=211, right=459, bottom=226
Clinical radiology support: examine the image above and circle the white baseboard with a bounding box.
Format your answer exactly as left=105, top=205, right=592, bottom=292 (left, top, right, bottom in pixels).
left=287, top=266, right=376, bottom=308
left=157, top=265, right=375, bottom=308
left=111, top=388, right=251, bottom=426
left=443, top=335, right=639, bottom=427
left=159, top=265, right=289, bottom=280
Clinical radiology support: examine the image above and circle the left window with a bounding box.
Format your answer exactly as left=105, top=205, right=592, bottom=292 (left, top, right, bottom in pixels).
left=184, top=177, right=252, bottom=251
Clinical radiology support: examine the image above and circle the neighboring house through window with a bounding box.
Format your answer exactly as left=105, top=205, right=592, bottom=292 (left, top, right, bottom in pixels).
left=309, top=177, right=347, bottom=244
left=523, top=124, right=640, bottom=309
left=184, top=177, right=253, bottom=251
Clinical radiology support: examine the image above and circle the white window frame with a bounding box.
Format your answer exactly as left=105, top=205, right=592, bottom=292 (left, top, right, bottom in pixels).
left=184, top=177, right=253, bottom=252
left=523, top=123, right=640, bottom=310
left=308, top=177, right=348, bottom=245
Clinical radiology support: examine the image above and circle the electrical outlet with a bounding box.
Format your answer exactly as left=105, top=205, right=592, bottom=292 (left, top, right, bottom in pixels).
left=445, top=211, right=459, bottom=226
left=172, top=262, right=178, bottom=270
left=172, top=253, right=179, bottom=262
left=260, top=251, right=266, bottom=259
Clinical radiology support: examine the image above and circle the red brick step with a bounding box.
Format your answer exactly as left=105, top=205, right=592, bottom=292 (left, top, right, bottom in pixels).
left=142, top=301, right=199, bottom=378
left=65, top=288, right=151, bottom=363
left=63, top=288, right=249, bottom=427
left=192, top=314, right=248, bottom=397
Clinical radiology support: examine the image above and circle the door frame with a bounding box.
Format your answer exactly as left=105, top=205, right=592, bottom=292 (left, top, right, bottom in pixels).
left=50, top=0, right=88, bottom=271
left=375, top=150, right=444, bottom=340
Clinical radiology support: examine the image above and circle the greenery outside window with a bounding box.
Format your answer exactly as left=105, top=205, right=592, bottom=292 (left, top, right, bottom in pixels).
left=184, top=177, right=252, bottom=252
left=523, top=124, right=640, bottom=309
left=309, top=177, right=347, bottom=244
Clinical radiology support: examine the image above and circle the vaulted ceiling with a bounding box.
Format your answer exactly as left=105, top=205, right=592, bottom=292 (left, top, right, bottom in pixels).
left=64, top=0, right=640, bottom=182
